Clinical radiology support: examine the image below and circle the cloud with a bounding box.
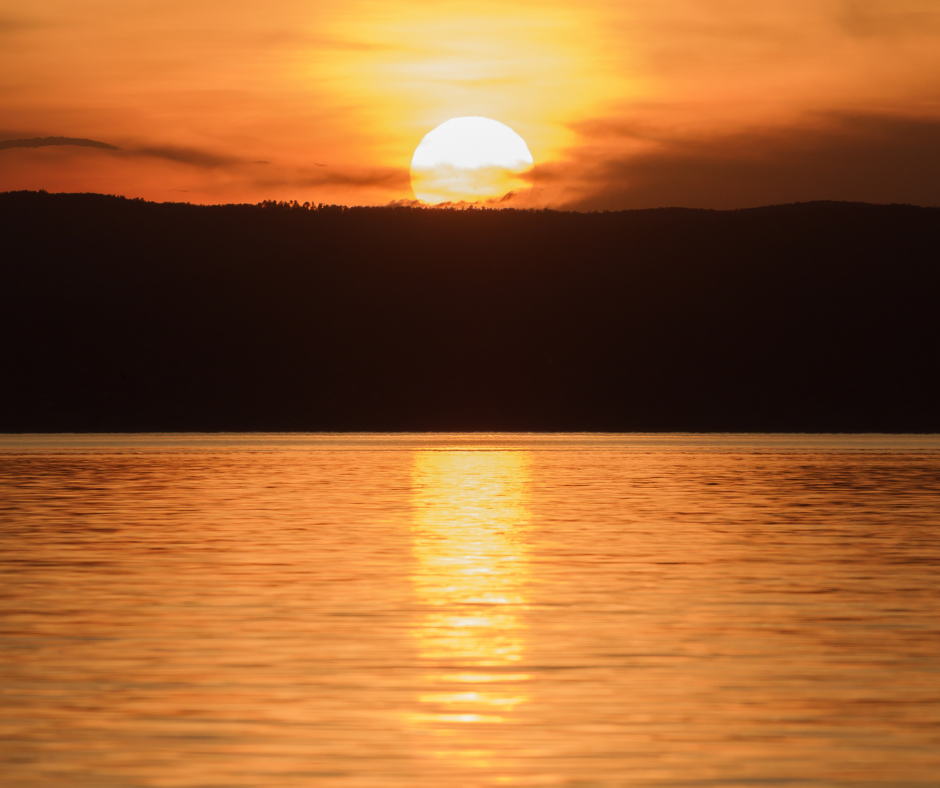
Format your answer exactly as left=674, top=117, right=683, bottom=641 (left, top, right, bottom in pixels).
left=271, top=166, right=412, bottom=189
left=551, top=112, right=940, bottom=210
left=0, top=136, right=118, bottom=151
left=839, top=0, right=940, bottom=39
left=220, top=165, right=413, bottom=202
left=260, top=30, right=402, bottom=52
left=130, top=146, right=240, bottom=168
left=0, top=15, right=43, bottom=35
left=0, top=133, right=405, bottom=197
left=0, top=136, right=248, bottom=169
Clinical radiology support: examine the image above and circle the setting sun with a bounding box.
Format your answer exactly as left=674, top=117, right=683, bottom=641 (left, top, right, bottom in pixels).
left=410, top=117, right=534, bottom=205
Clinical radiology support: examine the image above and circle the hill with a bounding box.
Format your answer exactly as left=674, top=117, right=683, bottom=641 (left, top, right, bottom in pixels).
left=1, top=191, right=938, bottom=431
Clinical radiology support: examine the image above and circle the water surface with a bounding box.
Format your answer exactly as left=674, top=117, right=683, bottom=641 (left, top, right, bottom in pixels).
left=2, top=434, right=939, bottom=787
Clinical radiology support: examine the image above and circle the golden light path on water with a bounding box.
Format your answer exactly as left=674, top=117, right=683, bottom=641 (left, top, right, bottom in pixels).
left=409, top=450, right=531, bottom=773
left=3, top=434, right=940, bottom=786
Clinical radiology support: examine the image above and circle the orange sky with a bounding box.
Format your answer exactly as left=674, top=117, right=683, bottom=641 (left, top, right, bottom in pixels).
left=2, top=0, right=939, bottom=208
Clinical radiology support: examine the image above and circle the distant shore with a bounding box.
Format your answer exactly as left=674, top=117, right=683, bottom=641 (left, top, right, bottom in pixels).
left=2, top=191, right=938, bottom=432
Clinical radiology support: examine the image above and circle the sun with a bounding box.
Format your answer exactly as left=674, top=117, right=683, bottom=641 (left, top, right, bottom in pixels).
left=410, top=117, right=534, bottom=205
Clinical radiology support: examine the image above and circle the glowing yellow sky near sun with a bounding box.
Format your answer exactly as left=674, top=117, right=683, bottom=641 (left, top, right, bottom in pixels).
left=306, top=0, right=640, bottom=170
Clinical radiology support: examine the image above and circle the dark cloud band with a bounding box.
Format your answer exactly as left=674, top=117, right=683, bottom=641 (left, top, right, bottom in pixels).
left=557, top=112, right=940, bottom=210
left=0, top=136, right=119, bottom=151
left=133, top=146, right=238, bottom=168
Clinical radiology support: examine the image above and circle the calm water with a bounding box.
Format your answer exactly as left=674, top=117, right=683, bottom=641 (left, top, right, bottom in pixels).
left=2, top=434, right=939, bottom=788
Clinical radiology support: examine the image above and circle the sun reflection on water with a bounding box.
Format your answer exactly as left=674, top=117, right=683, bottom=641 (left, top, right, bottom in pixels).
left=409, top=450, right=531, bottom=771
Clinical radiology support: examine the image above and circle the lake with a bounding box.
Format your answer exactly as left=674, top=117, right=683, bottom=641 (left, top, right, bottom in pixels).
left=2, top=434, right=939, bottom=787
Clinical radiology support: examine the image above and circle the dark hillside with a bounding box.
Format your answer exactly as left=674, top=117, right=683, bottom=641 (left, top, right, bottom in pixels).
left=1, top=191, right=938, bottom=431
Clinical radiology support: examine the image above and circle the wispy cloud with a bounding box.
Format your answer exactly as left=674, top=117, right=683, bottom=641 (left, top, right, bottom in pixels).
left=0, top=136, right=248, bottom=170
left=131, top=146, right=240, bottom=168
left=839, top=0, right=940, bottom=39
left=0, top=15, right=43, bottom=35
left=552, top=112, right=940, bottom=210
left=276, top=166, right=412, bottom=189
left=0, top=136, right=118, bottom=151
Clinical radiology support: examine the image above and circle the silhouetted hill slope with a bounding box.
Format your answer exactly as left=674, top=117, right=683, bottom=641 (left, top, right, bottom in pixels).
left=1, top=191, right=938, bottom=431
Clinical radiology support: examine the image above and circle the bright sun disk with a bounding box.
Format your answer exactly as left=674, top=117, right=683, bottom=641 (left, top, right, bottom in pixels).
left=410, top=117, right=534, bottom=205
